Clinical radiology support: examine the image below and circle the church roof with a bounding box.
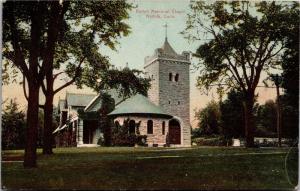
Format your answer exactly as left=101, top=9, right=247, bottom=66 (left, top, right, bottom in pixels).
left=66, top=93, right=96, bottom=107
left=144, top=38, right=190, bottom=65
left=108, top=94, right=172, bottom=118
left=84, top=89, right=125, bottom=112
left=160, top=38, right=178, bottom=56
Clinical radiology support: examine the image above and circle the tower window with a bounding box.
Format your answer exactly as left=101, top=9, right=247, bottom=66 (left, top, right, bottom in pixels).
left=169, top=73, right=173, bottom=81
left=178, top=101, right=180, bottom=105
left=147, top=120, right=153, bottom=134
left=168, top=100, right=171, bottom=104
left=162, top=121, right=165, bottom=135
left=175, top=73, right=179, bottom=82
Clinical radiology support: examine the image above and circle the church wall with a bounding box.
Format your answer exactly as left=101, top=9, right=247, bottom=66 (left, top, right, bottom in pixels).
left=144, top=60, right=160, bottom=106
left=114, top=116, right=169, bottom=146
left=158, top=60, right=191, bottom=146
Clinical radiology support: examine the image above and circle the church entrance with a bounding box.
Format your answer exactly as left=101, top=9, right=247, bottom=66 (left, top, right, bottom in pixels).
left=83, top=120, right=98, bottom=144
left=168, top=119, right=181, bottom=144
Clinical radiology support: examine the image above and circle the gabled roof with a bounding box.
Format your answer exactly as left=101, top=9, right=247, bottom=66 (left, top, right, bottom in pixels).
left=66, top=93, right=96, bottom=107
left=84, top=89, right=125, bottom=112
left=108, top=94, right=172, bottom=118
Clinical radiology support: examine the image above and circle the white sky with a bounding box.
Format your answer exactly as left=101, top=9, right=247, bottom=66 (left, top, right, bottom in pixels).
left=2, top=0, right=279, bottom=127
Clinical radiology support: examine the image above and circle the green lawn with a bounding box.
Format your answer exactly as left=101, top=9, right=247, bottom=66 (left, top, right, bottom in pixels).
left=2, top=146, right=298, bottom=190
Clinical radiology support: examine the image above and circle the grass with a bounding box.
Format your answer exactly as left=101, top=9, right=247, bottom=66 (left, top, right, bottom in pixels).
left=2, top=146, right=298, bottom=190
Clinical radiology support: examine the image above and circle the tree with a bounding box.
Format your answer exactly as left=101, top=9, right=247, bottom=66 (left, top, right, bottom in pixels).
left=281, top=2, right=299, bottom=108
left=98, top=93, right=115, bottom=146
left=3, top=1, right=135, bottom=166
left=219, top=89, right=245, bottom=139
left=182, top=1, right=298, bottom=147
left=280, top=2, right=299, bottom=140
left=3, top=1, right=44, bottom=167
left=195, top=100, right=221, bottom=136
left=2, top=99, right=26, bottom=149
left=256, top=100, right=277, bottom=137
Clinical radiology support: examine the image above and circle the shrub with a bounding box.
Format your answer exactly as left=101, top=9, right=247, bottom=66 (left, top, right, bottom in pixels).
left=111, top=118, right=147, bottom=147
left=192, top=136, right=232, bottom=146
left=97, top=135, right=105, bottom=146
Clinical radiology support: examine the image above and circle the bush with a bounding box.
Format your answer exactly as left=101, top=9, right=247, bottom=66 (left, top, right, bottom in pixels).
left=191, top=128, right=202, bottom=139
left=97, top=135, right=105, bottom=146
left=192, top=136, right=232, bottom=146
left=136, top=135, right=147, bottom=146
left=111, top=119, right=147, bottom=147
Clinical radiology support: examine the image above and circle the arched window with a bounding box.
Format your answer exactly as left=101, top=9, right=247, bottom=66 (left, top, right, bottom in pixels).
left=129, top=120, right=135, bottom=134
left=178, top=101, right=180, bottom=105
left=175, top=73, right=179, bottom=82
left=169, top=73, right=173, bottom=81
left=162, top=121, right=165, bottom=135
left=168, top=100, right=171, bottom=104
left=147, top=120, right=153, bottom=134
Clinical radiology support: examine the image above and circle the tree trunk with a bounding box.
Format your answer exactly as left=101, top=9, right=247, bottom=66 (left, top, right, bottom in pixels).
left=276, top=85, right=282, bottom=147
left=243, top=93, right=255, bottom=148
left=23, top=81, right=39, bottom=168
left=43, top=93, right=54, bottom=154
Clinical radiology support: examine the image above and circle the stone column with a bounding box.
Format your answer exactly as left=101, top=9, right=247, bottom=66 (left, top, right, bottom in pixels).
left=78, top=119, right=83, bottom=145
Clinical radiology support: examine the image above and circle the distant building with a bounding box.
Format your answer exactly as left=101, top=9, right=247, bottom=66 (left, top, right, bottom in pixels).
left=55, top=37, right=191, bottom=147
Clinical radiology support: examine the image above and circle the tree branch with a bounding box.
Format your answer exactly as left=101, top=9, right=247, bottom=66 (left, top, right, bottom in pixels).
left=239, top=48, right=251, bottom=88
left=53, top=57, right=86, bottom=94
left=7, top=5, right=29, bottom=77
left=53, top=71, right=65, bottom=80
left=41, top=80, right=47, bottom=95
left=210, top=26, right=247, bottom=92
left=22, top=74, right=29, bottom=102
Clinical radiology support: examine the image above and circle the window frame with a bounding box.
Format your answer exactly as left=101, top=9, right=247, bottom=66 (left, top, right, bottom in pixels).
left=147, top=120, right=153, bottom=134
left=169, top=73, right=173, bottom=81
left=175, top=73, right=179, bottom=82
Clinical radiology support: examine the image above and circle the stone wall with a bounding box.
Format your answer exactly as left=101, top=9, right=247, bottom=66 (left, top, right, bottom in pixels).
left=114, top=116, right=169, bottom=146
left=144, top=57, right=191, bottom=147
left=159, top=59, right=191, bottom=146
left=145, top=60, right=160, bottom=105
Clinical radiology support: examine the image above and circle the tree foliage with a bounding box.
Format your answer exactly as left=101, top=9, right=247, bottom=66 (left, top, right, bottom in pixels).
left=111, top=119, right=147, bottom=146
left=195, top=100, right=221, bottom=136
left=280, top=2, right=299, bottom=107
left=219, top=89, right=245, bottom=139
left=183, top=1, right=299, bottom=147
left=98, top=93, right=115, bottom=146
left=256, top=100, right=277, bottom=137
left=2, top=1, right=145, bottom=166
left=2, top=99, right=26, bottom=149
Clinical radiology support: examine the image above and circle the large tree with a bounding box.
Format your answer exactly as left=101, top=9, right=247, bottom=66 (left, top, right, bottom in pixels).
left=219, top=89, right=245, bottom=139
left=182, top=1, right=298, bottom=147
left=3, top=1, right=138, bottom=167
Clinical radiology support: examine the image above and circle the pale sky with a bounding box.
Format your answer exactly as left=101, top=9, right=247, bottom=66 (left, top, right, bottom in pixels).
left=2, top=0, right=279, bottom=127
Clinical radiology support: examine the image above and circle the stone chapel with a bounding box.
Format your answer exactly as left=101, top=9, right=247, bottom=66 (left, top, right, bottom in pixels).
left=55, top=37, right=191, bottom=147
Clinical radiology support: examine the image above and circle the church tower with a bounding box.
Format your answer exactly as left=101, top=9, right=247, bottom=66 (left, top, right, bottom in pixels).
left=144, top=36, right=191, bottom=147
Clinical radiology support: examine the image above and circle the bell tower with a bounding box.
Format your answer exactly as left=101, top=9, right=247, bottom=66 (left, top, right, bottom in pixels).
left=144, top=36, right=191, bottom=146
